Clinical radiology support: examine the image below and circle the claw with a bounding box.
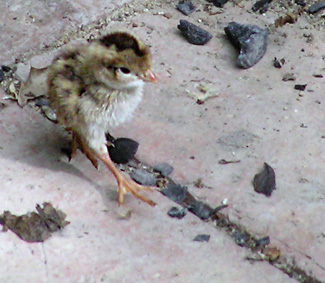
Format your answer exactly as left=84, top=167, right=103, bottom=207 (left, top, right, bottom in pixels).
left=117, top=177, right=156, bottom=206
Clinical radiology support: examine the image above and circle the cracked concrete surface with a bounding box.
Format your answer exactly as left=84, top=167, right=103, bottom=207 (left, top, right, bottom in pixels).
left=0, top=0, right=325, bottom=282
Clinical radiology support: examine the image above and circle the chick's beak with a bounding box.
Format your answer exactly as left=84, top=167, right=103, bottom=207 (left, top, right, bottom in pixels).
left=142, top=69, right=157, bottom=83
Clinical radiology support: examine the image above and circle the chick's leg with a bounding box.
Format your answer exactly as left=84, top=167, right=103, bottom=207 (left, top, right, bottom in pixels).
left=71, top=131, right=99, bottom=169
left=73, top=127, right=155, bottom=206
left=96, top=153, right=156, bottom=207
left=83, top=130, right=156, bottom=206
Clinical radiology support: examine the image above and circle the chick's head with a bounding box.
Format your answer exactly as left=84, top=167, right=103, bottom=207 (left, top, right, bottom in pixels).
left=89, top=31, right=156, bottom=90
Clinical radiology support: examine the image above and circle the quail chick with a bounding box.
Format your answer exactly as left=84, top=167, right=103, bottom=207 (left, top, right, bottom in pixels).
left=48, top=31, right=157, bottom=206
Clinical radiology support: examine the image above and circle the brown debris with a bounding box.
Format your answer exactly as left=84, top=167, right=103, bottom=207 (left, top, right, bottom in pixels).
left=0, top=203, right=69, bottom=243
left=282, top=73, right=296, bottom=81
left=262, top=246, right=281, bottom=261
left=274, top=12, right=298, bottom=28
left=273, top=57, right=285, bottom=68
left=0, top=102, right=7, bottom=111
left=18, top=66, right=49, bottom=107
left=218, top=159, right=241, bottom=164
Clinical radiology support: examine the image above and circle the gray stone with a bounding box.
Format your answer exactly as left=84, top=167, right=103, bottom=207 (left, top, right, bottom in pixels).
left=178, top=20, right=213, bottom=45
left=153, top=162, right=174, bottom=177
left=225, top=22, right=268, bottom=69
left=130, top=169, right=157, bottom=186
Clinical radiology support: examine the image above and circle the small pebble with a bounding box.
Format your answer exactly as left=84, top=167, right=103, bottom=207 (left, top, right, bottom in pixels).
left=1, top=65, right=11, bottom=72
left=295, top=0, right=306, bottom=7
left=176, top=1, right=196, bottom=16
left=35, top=97, right=50, bottom=107
left=167, top=207, right=187, bottom=219
left=273, top=57, right=285, bottom=68
left=107, top=138, right=139, bottom=164
left=252, top=0, right=272, bottom=13
left=193, top=234, right=210, bottom=242
left=224, top=22, right=268, bottom=69
left=189, top=201, right=227, bottom=220
left=282, top=73, right=296, bottom=81
left=253, top=163, right=276, bottom=197
left=161, top=184, right=187, bottom=204
left=177, top=20, right=213, bottom=45
left=130, top=169, right=157, bottom=186
left=209, top=0, right=228, bottom=8
left=294, top=84, right=307, bottom=91
left=232, top=231, right=249, bottom=247
left=0, top=69, right=4, bottom=83
left=309, top=1, right=325, bottom=14
left=255, top=236, right=270, bottom=248
left=163, top=13, right=173, bottom=19
left=154, top=162, right=174, bottom=177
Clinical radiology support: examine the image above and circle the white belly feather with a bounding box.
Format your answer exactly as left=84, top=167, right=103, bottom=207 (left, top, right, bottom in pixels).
left=78, top=84, right=144, bottom=153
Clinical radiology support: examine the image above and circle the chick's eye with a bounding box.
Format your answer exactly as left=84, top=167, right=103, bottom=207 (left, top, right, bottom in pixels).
left=119, top=67, right=131, bottom=74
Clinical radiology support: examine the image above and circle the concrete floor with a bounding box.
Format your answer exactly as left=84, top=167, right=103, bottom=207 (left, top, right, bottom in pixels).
left=0, top=0, right=324, bottom=282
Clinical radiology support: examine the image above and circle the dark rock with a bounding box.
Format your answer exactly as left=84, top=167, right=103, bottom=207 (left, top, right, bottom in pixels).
left=295, top=0, right=306, bottom=7
left=0, top=102, right=6, bottom=111
left=130, top=169, right=157, bottom=186
left=309, top=1, right=325, bottom=14
left=178, top=20, right=213, bottom=45
left=189, top=201, right=228, bottom=220
left=0, top=203, right=69, bottom=243
left=294, top=84, right=307, bottom=91
left=167, top=206, right=187, bottom=219
left=256, top=236, right=270, bottom=248
left=107, top=137, right=139, bottom=164
left=162, top=184, right=187, bottom=204
left=208, top=0, right=228, bottom=8
left=1, top=65, right=11, bottom=72
left=193, top=234, right=210, bottom=242
left=232, top=231, right=249, bottom=247
left=189, top=201, right=214, bottom=220
left=224, top=22, right=268, bottom=69
left=154, top=162, right=174, bottom=177
left=176, top=1, right=196, bottom=15
left=0, top=69, right=4, bottom=83
left=253, top=163, right=276, bottom=197
left=61, top=146, right=72, bottom=159
left=273, top=57, right=285, bottom=68
left=252, top=0, right=272, bottom=13
left=35, top=97, right=50, bottom=107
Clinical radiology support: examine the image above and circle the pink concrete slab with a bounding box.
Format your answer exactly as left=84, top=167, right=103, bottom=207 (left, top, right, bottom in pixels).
left=0, top=0, right=133, bottom=65
left=0, top=96, right=296, bottom=282
left=1, top=0, right=325, bottom=282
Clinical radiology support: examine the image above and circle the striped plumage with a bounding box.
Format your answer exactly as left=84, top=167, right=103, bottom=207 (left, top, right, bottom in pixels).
left=48, top=31, right=157, bottom=206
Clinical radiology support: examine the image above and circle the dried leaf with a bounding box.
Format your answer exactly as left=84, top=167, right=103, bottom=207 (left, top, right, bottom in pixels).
left=18, top=67, right=49, bottom=107
left=186, top=82, right=219, bottom=103
left=262, top=247, right=281, bottom=261
left=0, top=202, right=69, bottom=243
left=275, top=12, right=298, bottom=28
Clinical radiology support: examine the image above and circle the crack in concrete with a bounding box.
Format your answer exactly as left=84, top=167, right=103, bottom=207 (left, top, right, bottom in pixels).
left=41, top=243, right=49, bottom=281
left=130, top=160, right=324, bottom=283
